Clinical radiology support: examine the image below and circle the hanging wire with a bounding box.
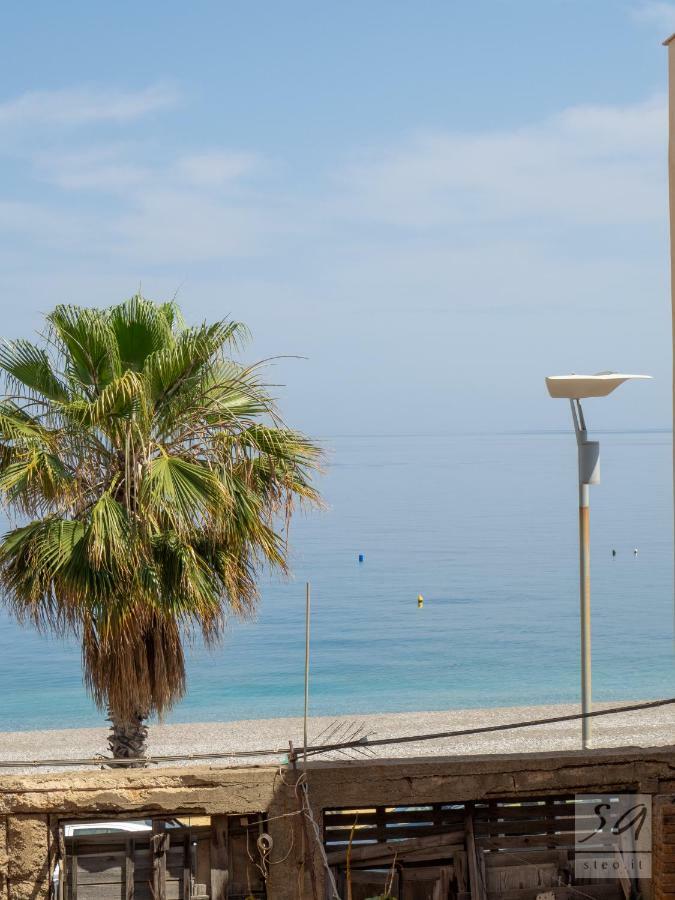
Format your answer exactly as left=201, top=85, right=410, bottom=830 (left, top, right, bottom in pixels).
left=0, top=696, right=673, bottom=769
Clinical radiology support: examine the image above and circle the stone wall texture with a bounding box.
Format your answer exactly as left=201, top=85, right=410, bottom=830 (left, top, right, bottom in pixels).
left=1, top=745, right=674, bottom=899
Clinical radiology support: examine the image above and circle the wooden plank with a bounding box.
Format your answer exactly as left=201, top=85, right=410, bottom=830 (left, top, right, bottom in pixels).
left=58, top=823, right=67, bottom=900
left=372, top=823, right=469, bottom=841
left=477, top=833, right=576, bottom=850
left=475, top=818, right=579, bottom=837
left=165, top=847, right=187, bottom=878
left=455, top=850, right=468, bottom=893
left=399, top=865, right=451, bottom=900
left=346, top=869, right=400, bottom=897
left=435, top=866, right=452, bottom=900
left=474, top=802, right=595, bottom=823
left=466, top=804, right=487, bottom=900
left=375, top=806, right=387, bottom=844
left=484, top=851, right=569, bottom=869
left=326, top=830, right=466, bottom=864
left=72, top=840, right=78, bottom=900
left=386, top=844, right=462, bottom=865
left=125, top=840, right=134, bottom=900
left=402, top=866, right=446, bottom=881
left=67, top=885, right=124, bottom=900
left=182, top=834, right=191, bottom=900
left=325, top=808, right=465, bottom=827
left=151, top=825, right=169, bottom=900
left=210, top=815, right=229, bottom=900
left=485, top=886, right=622, bottom=900
left=545, top=797, right=557, bottom=851
left=352, top=847, right=461, bottom=868
left=75, top=851, right=125, bottom=883
left=348, top=870, right=389, bottom=885
left=328, top=822, right=469, bottom=845
left=477, top=810, right=600, bottom=828
left=486, top=862, right=558, bottom=894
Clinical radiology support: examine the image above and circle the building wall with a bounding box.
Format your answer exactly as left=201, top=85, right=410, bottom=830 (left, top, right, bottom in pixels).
left=2, top=745, right=675, bottom=899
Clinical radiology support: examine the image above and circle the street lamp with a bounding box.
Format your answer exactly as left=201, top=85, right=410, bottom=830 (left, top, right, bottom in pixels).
left=545, top=372, right=651, bottom=749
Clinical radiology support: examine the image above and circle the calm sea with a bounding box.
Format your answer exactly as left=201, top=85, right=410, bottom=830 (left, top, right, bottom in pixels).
left=0, top=431, right=672, bottom=732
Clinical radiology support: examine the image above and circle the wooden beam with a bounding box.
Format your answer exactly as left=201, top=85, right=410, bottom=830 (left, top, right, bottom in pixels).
left=485, top=886, right=620, bottom=900
left=465, top=804, right=487, bottom=900
left=183, top=833, right=192, bottom=900
left=210, top=815, right=229, bottom=900
left=438, top=865, right=453, bottom=899
left=326, top=830, right=465, bottom=865
left=71, top=839, right=78, bottom=900
left=455, top=850, right=468, bottom=895
left=125, top=839, right=135, bottom=900
left=477, top=833, right=576, bottom=850
left=57, top=823, right=66, bottom=900
left=152, top=822, right=169, bottom=900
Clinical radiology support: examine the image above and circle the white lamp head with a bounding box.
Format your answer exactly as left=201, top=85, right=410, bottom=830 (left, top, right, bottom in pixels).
left=545, top=372, right=652, bottom=399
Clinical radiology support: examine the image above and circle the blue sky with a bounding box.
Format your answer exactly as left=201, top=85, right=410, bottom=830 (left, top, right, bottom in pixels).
left=0, top=0, right=673, bottom=434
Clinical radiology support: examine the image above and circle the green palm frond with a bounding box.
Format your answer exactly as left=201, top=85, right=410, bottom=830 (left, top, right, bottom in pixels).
left=86, top=492, right=131, bottom=568
left=0, top=339, right=70, bottom=402
left=145, top=319, right=247, bottom=405
left=142, top=453, right=229, bottom=527
left=0, top=294, right=322, bottom=725
left=109, top=294, right=175, bottom=371
left=69, top=369, right=149, bottom=429
left=156, top=300, right=185, bottom=332
left=0, top=518, right=86, bottom=627
left=0, top=448, right=73, bottom=512
left=47, top=305, right=121, bottom=389
left=0, top=402, right=53, bottom=446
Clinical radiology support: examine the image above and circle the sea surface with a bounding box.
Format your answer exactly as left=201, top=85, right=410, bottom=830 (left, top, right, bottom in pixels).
left=0, top=431, right=672, bottom=732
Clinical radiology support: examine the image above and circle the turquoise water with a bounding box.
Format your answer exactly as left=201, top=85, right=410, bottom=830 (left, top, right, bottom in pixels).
left=0, top=431, right=672, bottom=732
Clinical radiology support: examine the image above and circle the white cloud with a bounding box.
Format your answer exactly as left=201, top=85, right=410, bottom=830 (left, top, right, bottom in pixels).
left=33, top=147, right=150, bottom=191
left=112, top=188, right=277, bottom=263
left=33, top=146, right=260, bottom=195
left=335, top=95, right=667, bottom=229
left=632, top=1, right=675, bottom=32
left=0, top=83, right=178, bottom=129
left=0, top=86, right=668, bottom=279
left=175, top=152, right=259, bottom=188
left=0, top=72, right=667, bottom=434
left=21, top=142, right=275, bottom=263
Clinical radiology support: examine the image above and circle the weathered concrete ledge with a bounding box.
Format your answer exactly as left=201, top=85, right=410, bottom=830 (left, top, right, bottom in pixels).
left=2, top=745, right=675, bottom=899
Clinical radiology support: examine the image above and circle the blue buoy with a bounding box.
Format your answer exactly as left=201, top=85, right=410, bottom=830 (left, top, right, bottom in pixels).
left=358, top=554, right=364, bottom=563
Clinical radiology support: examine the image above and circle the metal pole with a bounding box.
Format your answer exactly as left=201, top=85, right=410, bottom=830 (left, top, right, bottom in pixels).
left=303, top=581, right=311, bottom=767
left=571, top=399, right=592, bottom=749
left=579, top=480, right=592, bottom=749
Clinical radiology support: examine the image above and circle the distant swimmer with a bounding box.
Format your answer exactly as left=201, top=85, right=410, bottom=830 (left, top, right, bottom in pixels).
left=612, top=549, right=616, bottom=558
left=634, top=548, right=639, bottom=557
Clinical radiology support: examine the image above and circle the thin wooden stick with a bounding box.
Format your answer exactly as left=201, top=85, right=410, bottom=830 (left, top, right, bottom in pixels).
left=303, top=581, right=311, bottom=768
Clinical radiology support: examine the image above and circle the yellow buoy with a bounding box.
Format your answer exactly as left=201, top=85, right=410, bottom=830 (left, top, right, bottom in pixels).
left=417, top=594, right=424, bottom=608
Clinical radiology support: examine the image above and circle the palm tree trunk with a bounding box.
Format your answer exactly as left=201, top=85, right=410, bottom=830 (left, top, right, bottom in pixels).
left=107, top=709, right=149, bottom=764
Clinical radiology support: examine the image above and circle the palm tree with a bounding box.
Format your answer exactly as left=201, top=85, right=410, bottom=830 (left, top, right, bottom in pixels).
left=0, top=296, right=321, bottom=759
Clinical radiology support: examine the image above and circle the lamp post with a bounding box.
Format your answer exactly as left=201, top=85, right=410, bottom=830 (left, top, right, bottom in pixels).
left=545, top=372, right=651, bottom=749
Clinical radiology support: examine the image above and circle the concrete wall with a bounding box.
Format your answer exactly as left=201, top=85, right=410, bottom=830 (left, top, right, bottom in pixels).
left=2, top=745, right=675, bottom=899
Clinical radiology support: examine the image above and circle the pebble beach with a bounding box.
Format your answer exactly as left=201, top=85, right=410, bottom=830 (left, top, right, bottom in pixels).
left=0, top=700, right=673, bottom=774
